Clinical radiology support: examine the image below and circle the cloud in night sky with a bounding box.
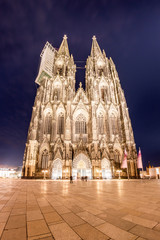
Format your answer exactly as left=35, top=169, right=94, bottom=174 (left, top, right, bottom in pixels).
left=0, top=0, right=160, bottom=167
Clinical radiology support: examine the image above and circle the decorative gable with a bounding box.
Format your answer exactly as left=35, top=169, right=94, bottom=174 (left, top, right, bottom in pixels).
left=72, top=86, right=89, bottom=104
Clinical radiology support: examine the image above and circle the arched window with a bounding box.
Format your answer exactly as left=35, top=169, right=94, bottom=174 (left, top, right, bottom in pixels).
left=110, top=114, right=118, bottom=135
left=57, top=113, right=64, bottom=134
left=41, top=149, right=49, bottom=169
left=44, top=112, right=52, bottom=134
left=98, top=113, right=104, bottom=134
left=75, top=114, right=86, bottom=134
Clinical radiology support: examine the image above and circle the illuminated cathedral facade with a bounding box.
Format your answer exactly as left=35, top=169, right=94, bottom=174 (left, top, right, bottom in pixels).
left=22, top=35, right=137, bottom=179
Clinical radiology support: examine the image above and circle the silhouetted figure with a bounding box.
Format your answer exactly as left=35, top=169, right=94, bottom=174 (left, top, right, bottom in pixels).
left=70, top=175, right=73, bottom=183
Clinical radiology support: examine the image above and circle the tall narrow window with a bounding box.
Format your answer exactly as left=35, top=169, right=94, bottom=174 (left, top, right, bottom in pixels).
left=98, top=113, right=104, bottom=134
left=44, top=112, right=52, bottom=134
left=101, top=87, right=108, bottom=102
left=110, top=114, right=118, bottom=135
left=75, top=114, right=87, bottom=134
left=41, top=149, right=49, bottom=169
left=114, top=150, right=120, bottom=163
left=53, top=88, right=61, bottom=101
left=57, top=113, right=64, bottom=134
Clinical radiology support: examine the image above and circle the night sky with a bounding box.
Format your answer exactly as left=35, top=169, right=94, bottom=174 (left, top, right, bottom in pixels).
left=0, top=0, right=160, bottom=168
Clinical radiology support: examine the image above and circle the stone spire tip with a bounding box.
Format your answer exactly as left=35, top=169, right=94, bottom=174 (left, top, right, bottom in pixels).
left=79, top=82, right=82, bottom=88
left=63, top=34, right=67, bottom=40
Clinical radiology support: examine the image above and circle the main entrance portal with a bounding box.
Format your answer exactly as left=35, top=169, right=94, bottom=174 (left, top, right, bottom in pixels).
left=72, top=153, right=92, bottom=179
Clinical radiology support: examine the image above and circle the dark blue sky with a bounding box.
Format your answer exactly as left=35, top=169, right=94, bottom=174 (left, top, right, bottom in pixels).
left=0, top=0, right=160, bottom=168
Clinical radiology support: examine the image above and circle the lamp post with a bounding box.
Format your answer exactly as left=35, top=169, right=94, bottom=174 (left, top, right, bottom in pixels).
left=42, top=170, right=48, bottom=180
left=116, top=170, right=122, bottom=179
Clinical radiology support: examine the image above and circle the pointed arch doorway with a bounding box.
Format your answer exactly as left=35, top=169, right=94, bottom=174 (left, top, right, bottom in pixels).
left=101, top=158, right=112, bottom=179
left=51, top=158, right=63, bottom=180
left=72, top=153, right=92, bottom=179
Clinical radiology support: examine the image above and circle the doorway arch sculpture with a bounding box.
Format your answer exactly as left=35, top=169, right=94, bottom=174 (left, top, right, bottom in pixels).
left=72, top=153, right=92, bottom=179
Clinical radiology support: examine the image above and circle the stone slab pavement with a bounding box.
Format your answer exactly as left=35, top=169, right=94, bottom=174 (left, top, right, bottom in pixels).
left=0, top=179, right=160, bottom=240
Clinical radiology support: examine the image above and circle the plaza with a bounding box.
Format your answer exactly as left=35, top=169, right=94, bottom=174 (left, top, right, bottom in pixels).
left=0, top=179, right=160, bottom=240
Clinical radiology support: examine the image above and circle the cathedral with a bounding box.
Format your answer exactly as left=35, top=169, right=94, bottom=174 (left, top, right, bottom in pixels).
left=22, top=35, right=137, bottom=179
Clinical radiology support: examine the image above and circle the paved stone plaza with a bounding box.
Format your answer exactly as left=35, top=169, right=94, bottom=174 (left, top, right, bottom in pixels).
left=0, top=179, right=160, bottom=240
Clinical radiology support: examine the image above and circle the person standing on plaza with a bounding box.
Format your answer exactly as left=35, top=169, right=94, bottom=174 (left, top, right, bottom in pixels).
left=70, top=175, right=73, bottom=183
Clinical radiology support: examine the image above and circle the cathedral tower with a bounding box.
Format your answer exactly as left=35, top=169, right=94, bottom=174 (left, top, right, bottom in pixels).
left=22, top=36, right=137, bottom=179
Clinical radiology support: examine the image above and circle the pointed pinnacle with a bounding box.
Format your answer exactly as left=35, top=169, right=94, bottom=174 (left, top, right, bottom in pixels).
left=58, top=35, right=70, bottom=57
left=91, top=36, right=103, bottom=58
left=79, top=82, right=82, bottom=88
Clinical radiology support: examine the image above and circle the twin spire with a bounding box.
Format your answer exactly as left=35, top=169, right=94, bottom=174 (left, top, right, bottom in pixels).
left=58, top=35, right=104, bottom=58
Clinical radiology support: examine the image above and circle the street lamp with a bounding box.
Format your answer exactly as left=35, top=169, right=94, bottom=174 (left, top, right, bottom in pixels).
left=116, top=170, right=122, bottom=179
left=42, top=170, right=48, bottom=180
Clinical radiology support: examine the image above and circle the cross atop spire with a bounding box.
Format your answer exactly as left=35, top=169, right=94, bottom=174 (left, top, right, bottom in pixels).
left=58, top=35, right=70, bottom=57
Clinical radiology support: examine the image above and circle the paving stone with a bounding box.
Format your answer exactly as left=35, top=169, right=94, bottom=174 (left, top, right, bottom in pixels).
left=83, top=206, right=103, bottom=215
left=53, top=205, right=71, bottom=214
left=97, top=222, right=137, bottom=240
left=97, top=212, right=135, bottom=231
left=130, top=225, right=160, bottom=240
left=0, top=212, right=10, bottom=223
left=28, top=233, right=53, bottom=240
left=73, top=223, right=109, bottom=240
left=27, top=219, right=50, bottom=237
left=40, top=206, right=55, bottom=214
left=1, top=227, right=26, bottom=240
left=1, top=206, right=12, bottom=212
left=13, top=203, right=26, bottom=209
left=141, top=213, right=160, bottom=222
left=49, top=222, right=81, bottom=240
left=5, top=214, right=26, bottom=229
left=61, top=212, right=85, bottom=227
left=11, top=207, right=26, bottom=215
left=67, top=205, right=84, bottom=213
left=44, top=211, right=63, bottom=224
left=123, top=214, right=157, bottom=228
left=77, top=211, right=105, bottom=226
left=27, top=210, right=44, bottom=221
